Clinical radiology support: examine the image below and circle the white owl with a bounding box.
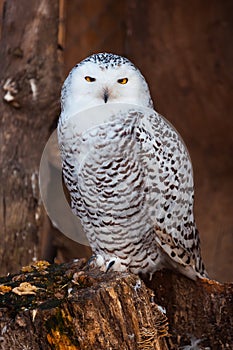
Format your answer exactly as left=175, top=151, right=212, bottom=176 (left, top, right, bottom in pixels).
left=58, top=53, right=208, bottom=280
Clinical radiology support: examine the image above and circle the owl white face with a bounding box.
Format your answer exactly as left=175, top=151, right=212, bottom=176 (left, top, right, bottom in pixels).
left=61, top=53, right=153, bottom=118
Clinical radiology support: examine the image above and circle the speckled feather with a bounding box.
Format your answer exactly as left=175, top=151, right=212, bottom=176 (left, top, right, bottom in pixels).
left=58, top=53, right=208, bottom=280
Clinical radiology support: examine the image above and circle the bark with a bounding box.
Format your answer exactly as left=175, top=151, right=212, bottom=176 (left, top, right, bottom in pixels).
left=0, top=0, right=62, bottom=274
left=0, top=261, right=232, bottom=349
left=147, top=271, right=233, bottom=349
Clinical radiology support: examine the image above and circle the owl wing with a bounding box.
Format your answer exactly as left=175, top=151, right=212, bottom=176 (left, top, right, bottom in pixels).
left=137, top=109, right=206, bottom=278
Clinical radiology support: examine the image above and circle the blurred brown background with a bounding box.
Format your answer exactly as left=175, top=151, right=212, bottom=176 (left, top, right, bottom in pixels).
left=0, top=0, right=232, bottom=282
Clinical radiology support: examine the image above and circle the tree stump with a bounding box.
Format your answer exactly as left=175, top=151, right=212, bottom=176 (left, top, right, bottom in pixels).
left=147, top=271, right=233, bottom=349
left=0, top=260, right=232, bottom=349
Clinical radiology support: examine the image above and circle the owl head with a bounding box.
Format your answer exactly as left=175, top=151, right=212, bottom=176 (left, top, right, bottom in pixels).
left=60, top=53, right=153, bottom=118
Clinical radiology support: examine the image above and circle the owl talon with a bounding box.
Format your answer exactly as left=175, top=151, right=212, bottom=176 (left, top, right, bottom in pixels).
left=87, top=255, right=96, bottom=266
left=106, top=259, right=116, bottom=273
left=86, top=254, right=105, bottom=269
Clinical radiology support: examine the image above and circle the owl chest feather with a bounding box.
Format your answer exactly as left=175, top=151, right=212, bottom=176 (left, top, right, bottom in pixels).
left=71, top=117, right=153, bottom=237
left=62, top=111, right=192, bottom=240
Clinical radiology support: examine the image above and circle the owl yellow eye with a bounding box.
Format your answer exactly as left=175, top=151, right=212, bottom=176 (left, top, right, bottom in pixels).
left=85, top=76, right=96, bottom=82
left=117, top=78, right=128, bottom=84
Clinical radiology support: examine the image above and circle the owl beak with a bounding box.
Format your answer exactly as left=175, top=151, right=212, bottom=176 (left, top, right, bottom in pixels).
left=103, top=89, right=109, bottom=103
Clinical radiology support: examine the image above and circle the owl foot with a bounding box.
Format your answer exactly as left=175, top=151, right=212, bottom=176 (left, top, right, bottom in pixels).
left=87, top=254, right=127, bottom=273
left=106, top=259, right=116, bottom=272
left=97, top=255, right=127, bottom=273
left=86, top=254, right=110, bottom=271
left=85, top=254, right=104, bottom=270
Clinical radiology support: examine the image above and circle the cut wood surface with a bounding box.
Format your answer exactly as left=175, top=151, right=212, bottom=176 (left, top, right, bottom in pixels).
left=0, top=260, right=232, bottom=349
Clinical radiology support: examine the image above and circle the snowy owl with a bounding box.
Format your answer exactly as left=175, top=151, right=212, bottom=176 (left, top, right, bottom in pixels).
left=58, top=52, right=208, bottom=280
